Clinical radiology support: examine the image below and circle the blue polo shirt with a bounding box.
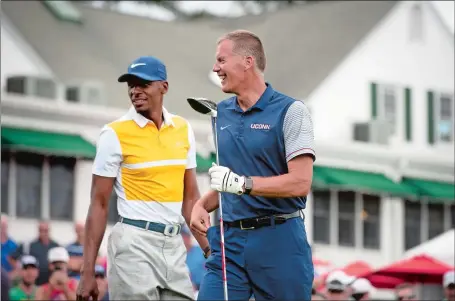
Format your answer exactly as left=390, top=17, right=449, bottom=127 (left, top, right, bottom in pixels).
left=1, top=238, right=17, bottom=272
left=217, top=83, right=315, bottom=222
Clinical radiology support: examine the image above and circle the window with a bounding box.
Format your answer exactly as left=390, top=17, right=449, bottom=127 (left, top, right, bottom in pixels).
left=2, top=151, right=80, bottom=221
left=338, top=191, right=355, bottom=247
left=16, top=153, right=43, bottom=218
left=108, top=191, right=119, bottom=224
left=50, top=156, right=76, bottom=221
left=451, top=205, right=455, bottom=228
left=312, top=190, right=331, bottom=244
left=374, top=84, right=399, bottom=136
left=428, top=203, right=444, bottom=239
left=383, top=87, right=397, bottom=135
left=362, top=194, right=381, bottom=249
left=437, top=94, right=454, bottom=143
left=1, top=151, right=10, bottom=214
left=404, top=200, right=421, bottom=250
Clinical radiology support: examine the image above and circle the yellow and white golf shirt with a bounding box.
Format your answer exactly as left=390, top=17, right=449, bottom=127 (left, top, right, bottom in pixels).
left=92, top=106, right=197, bottom=225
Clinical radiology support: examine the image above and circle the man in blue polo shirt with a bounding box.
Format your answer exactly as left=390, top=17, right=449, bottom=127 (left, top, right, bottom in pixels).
left=191, top=30, right=315, bottom=301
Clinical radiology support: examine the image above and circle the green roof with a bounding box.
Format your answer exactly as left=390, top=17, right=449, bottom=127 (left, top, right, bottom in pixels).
left=1, top=126, right=96, bottom=159
left=313, top=166, right=419, bottom=198
left=402, top=177, right=454, bottom=203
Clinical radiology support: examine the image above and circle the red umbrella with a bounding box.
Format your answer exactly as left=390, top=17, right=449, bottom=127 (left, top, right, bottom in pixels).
left=342, top=260, right=372, bottom=277
left=360, top=254, right=454, bottom=284
left=316, top=261, right=403, bottom=290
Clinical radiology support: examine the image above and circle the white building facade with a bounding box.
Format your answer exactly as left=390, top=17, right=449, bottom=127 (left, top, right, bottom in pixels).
left=305, top=0, right=454, bottom=270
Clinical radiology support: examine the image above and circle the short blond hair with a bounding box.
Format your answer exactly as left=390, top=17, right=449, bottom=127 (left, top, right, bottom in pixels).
left=218, top=30, right=266, bottom=72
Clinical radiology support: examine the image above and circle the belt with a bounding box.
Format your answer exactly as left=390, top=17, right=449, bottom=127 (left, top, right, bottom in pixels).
left=119, top=217, right=182, bottom=237
left=226, top=210, right=302, bottom=230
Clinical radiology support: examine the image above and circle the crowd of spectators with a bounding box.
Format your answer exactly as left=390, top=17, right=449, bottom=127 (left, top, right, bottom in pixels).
left=310, top=269, right=455, bottom=301
left=1, top=214, right=207, bottom=300
left=2, top=213, right=454, bottom=301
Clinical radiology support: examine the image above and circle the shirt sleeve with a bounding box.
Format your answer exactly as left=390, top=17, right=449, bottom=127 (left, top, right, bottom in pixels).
left=10, top=243, right=23, bottom=260
left=186, top=121, right=197, bottom=169
left=283, top=100, right=316, bottom=162
left=92, top=126, right=123, bottom=177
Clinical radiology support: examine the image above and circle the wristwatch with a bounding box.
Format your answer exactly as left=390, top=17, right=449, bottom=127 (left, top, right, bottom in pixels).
left=243, top=176, right=253, bottom=195
left=203, top=246, right=211, bottom=259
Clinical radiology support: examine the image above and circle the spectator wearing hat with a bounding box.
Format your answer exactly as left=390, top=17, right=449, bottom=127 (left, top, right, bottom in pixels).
left=10, top=220, right=60, bottom=285
left=9, top=255, right=39, bottom=301
left=66, top=221, right=85, bottom=280
left=94, top=264, right=110, bottom=301
left=443, top=270, right=455, bottom=301
left=394, top=283, right=417, bottom=301
left=324, top=270, right=355, bottom=301
left=350, top=278, right=373, bottom=301
left=35, top=247, right=78, bottom=300
left=181, top=225, right=205, bottom=291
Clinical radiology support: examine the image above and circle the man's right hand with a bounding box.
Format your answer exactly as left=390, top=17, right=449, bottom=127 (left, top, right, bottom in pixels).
left=76, top=272, right=99, bottom=301
left=190, top=203, right=211, bottom=236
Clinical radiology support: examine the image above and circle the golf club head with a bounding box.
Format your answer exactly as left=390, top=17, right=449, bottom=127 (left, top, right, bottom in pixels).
left=187, top=97, right=217, bottom=117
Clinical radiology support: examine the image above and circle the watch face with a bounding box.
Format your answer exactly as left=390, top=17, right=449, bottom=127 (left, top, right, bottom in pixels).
left=246, top=177, right=253, bottom=190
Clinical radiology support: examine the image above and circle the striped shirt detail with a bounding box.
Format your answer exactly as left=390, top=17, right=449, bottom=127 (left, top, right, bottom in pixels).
left=283, top=101, right=316, bottom=162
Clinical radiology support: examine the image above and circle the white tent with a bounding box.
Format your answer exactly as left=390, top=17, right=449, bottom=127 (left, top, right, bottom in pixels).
left=404, top=228, right=455, bottom=266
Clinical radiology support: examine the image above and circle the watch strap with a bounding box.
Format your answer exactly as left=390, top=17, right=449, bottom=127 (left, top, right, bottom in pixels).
left=244, top=177, right=253, bottom=195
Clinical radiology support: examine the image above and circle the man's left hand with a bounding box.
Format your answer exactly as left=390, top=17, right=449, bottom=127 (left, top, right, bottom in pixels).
left=208, top=163, right=245, bottom=195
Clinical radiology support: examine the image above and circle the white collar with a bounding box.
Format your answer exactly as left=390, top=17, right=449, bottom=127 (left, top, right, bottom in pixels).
left=128, top=106, right=175, bottom=128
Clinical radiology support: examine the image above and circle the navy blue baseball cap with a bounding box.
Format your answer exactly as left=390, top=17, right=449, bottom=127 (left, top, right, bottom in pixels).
left=118, top=56, right=167, bottom=82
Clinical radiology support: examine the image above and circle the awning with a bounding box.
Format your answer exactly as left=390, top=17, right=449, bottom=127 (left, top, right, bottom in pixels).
left=1, top=126, right=96, bottom=159
left=402, top=177, right=454, bottom=203
left=312, top=168, right=332, bottom=188
left=314, top=166, right=419, bottom=198
left=196, top=152, right=216, bottom=173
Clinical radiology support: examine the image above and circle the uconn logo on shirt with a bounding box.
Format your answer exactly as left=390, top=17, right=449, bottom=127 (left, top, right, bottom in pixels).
left=251, top=123, right=271, bottom=130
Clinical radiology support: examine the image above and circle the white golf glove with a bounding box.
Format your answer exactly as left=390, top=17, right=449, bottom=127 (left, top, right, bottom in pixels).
left=208, top=163, right=245, bottom=195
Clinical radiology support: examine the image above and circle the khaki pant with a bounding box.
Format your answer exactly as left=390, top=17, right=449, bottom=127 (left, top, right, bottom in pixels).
left=107, top=222, right=195, bottom=300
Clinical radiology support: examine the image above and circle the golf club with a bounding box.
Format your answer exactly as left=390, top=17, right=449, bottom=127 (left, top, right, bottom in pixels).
left=187, top=97, right=228, bottom=301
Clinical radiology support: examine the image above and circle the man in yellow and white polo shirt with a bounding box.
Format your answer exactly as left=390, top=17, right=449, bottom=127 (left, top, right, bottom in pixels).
left=77, top=56, right=209, bottom=301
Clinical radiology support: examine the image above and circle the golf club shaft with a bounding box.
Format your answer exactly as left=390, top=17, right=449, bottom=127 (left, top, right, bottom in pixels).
left=211, top=117, right=229, bottom=301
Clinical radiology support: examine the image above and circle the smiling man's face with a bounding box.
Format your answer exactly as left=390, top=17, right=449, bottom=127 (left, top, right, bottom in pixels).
left=127, top=78, right=168, bottom=114
left=212, top=39, right=247, bottom=94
